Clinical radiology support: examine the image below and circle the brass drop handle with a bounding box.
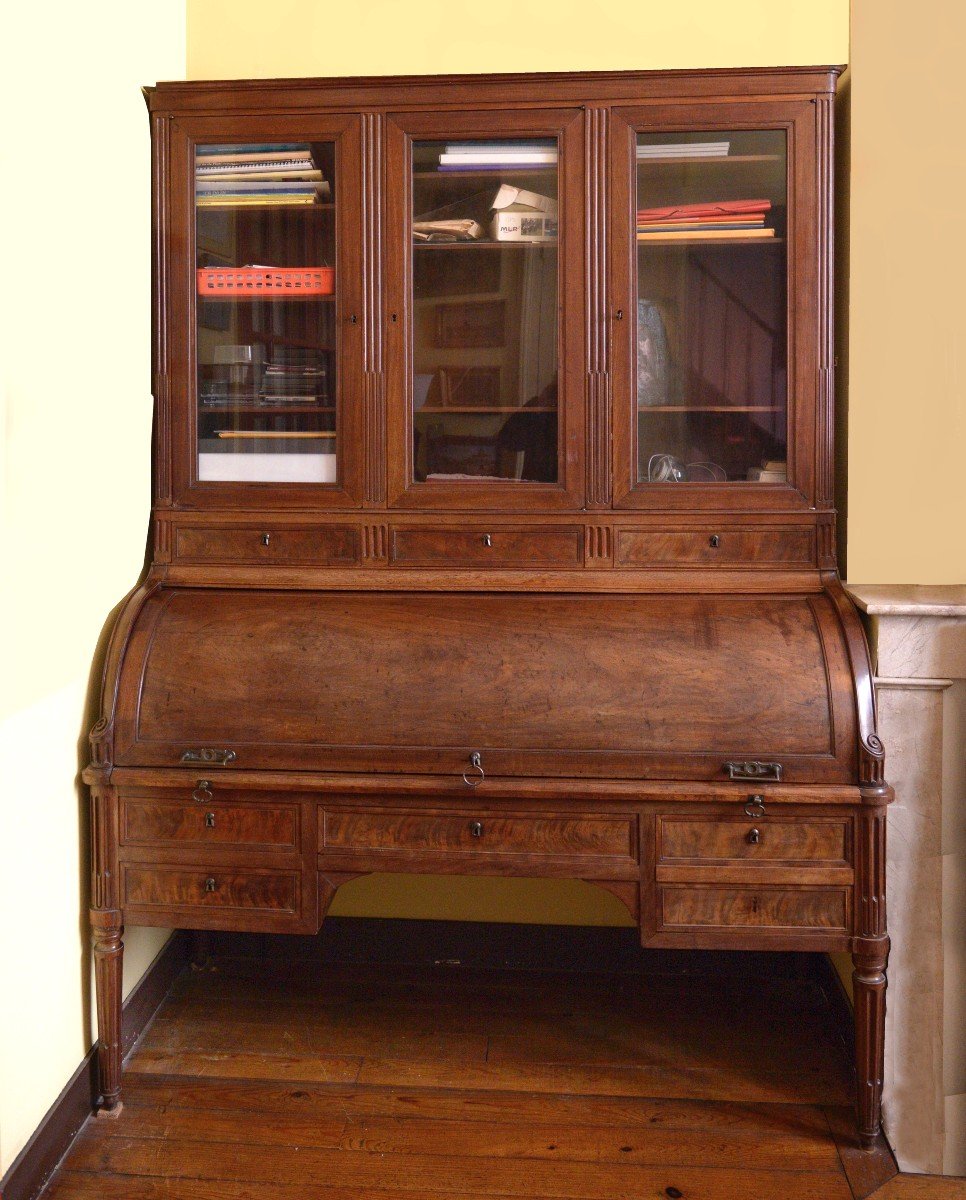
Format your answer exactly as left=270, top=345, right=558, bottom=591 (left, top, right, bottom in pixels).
left=462, top=751, right=485, bottom=788
left=193, top=780, right=213, bottom=803
left=470, top=821, right=484, bottom=838
left=204, top=812, right=216, bottom=828
left=744, top=795, right=766, bottom=818
left=482, top=534, right=492, bottom=547
left=204, top=877, right=217, bottom=893
left=261, top=532, right=271, bottom=547
left=747, top=828, right=761, bottom=845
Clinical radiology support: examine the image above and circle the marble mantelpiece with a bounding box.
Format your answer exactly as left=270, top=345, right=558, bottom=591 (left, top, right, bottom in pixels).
left=847, top=584, right=966, bottom=1176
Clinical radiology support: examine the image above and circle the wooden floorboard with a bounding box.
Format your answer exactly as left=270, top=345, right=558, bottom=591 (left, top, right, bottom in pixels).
left=37, top=949, right=966, bottom=1200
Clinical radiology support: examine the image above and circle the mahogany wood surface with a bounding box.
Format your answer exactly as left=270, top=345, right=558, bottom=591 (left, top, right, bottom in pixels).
left=83, top=66, right=894, bottom=1156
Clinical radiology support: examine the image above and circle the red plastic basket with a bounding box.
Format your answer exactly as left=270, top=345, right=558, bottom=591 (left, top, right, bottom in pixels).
left=197, top=266, right=335, bottom=298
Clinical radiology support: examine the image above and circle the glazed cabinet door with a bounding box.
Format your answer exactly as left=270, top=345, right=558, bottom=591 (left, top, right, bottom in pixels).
left=165, top=114, right=366, bottom=508
left=609, top=101, right=823, bottom=511
left=385, top=108, right=586, bottom=510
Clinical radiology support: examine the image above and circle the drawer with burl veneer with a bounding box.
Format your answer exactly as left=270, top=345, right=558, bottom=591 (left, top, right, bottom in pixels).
left=658, top=884, right=851, bottom=935
left=172, top=523, right=359, bottom=566
left=319, top=808, right=638, bottom=877
left=389, top=526, right=582, bottom=568
left=120, top=795, right=300, bottom=851
left=120, top=865, right=304, bottom=931
left=616, top=527, right=814, bottom=568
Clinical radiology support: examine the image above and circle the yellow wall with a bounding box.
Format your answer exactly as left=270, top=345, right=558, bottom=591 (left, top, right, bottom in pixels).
left=0, top=1, right=184, bottom=1175
left=844, top=0, right=965, bottom=584
left=188, top=0, right=847, bottom=78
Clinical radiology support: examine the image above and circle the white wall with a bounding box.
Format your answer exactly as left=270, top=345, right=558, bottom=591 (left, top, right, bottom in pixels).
left=0, top=1, right=184, bottom=1173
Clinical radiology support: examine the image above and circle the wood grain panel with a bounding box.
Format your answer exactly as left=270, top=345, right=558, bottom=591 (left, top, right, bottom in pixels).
left=121, top=589, right=850, bottom=779
left=173, top=524, right=359, bottom=566
left=660, top=885, right=849, bottom=931
left=390, top=527, right=582, bottom=568
left=122, top=800, right=298, bottom=849
left=321, top=809, right=635, bottom=860
left=659, top=816, right=849, bottom=864
left=617, top=528, right=814, bottom=567
left=122, top=866, right=299, bottom=913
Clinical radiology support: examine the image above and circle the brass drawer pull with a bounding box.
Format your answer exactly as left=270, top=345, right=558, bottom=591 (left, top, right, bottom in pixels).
left=204, top=811, right=216, bottom=828
left=744, top=795, right=766, bottom=818
left=192, top=780, right=213, bottom=803
left=462, top=751, right=484, bottom=788
left=724, top=760, right=782, bottom=782
left=470, top=821, right=484, bottom=838
left=482, top=534, right=493, bottom=547
left=181, top=748, right=237, bottom=766
left=747, top=827, right=761, bottom=845
left=204, top=877, right=217, bottom=893
left=261, top=532, right=271, bottom=547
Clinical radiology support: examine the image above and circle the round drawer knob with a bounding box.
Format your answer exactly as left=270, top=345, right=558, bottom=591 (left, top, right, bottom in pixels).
left=193, top=780, right=213, bottom=803
left=709, top=534, right=720, bottom=548
left=747, top=828, right=761, bottom=845
left=204, top=877, right=217, bottom=893
left=470, top=821, right=484, bottom=838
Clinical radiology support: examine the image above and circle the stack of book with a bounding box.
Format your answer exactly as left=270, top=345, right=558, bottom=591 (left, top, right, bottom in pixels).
left=747, top=459, right=787, bottom=483
left=196, top=143, right=331, bottom=208
left=636, top=199, right=773, bottom=242
left=437, top=142, right=557, bottom=172
left=260, top=346, right=329, bottom=405
left=637, top=140, right=729, bottom=161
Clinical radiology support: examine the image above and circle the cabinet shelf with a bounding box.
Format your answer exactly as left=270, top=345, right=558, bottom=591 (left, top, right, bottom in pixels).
left=639, top=406, right=784, bottom=413
left=413, top=240, right=556, bottom=250
left=636, top=154, right=781, bottom=168
left=200, top=404, right=336, bottom=415
left=416, top=406, right=557, bottom=414
left=413, top=167, right=556, bottom=182
left=198, top=293, right=336, bottom=302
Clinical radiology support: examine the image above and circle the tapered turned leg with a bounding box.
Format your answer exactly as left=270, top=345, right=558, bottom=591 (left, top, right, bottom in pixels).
left=853, top=938, right=889, bottom=1148
left=92, top=911, right=124, bottom=1115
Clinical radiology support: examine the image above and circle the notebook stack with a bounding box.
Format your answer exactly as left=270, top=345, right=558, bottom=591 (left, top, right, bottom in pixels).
left=261, top=347, right=330, bottom=405
left=637, top=199, right=773, bottom=241
left=637, top=140, right=730, bottom=161
left=436, top=142, right=557, bottom=172
left=196, top=143, right=331, bottom=208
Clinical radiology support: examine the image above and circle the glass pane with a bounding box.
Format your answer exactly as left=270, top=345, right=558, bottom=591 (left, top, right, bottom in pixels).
left=635, top=130, right=787, bottom=484
left=195, top=141, right=337, bottom=484
left=411, top=139, right=559, bottom=483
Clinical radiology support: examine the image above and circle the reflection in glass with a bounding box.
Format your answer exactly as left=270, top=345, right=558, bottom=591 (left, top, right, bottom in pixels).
left=411, top=139, right=559, bottom=483
left=635, top=130, right=788, bottom=484
left=195, top=141, right=337, bottom=484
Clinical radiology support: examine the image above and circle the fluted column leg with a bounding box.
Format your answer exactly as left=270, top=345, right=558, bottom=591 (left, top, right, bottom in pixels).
left=92, top=910, right=124, bottom=1115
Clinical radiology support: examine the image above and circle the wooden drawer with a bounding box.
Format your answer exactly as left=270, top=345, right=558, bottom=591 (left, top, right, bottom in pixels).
left=389, top=527, right=582, bottom=568
left=121, top=798, right=298, bottom=850
left=321, top=809, right=636, bottom=862
left=122, top=865, right=299, bottom=913
left=173, top=523, right=359, bottom=566
left=616, top=527, right=814, bottom=567
left=658, top=816, right=850, bottom=865
left=660, top=885, right=850, bottom=932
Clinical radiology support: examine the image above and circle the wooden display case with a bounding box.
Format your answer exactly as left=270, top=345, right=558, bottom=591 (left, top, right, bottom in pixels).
left=85, top=66, right=891, bottom=1149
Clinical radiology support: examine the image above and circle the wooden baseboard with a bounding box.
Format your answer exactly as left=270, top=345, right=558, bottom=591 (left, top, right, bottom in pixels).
left=0, top=931, right=189, bottom=1200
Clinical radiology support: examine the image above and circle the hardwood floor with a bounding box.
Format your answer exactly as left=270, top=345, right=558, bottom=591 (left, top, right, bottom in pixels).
left=41, top=937, right=965, bottom=1200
